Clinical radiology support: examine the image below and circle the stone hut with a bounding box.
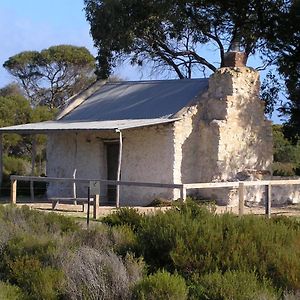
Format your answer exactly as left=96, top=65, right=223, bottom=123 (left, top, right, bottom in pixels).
left=0, top=53, right=273, bottom=206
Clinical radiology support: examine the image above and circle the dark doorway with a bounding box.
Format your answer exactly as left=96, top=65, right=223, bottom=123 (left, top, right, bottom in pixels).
left=106, top=143, right=119, bottom=204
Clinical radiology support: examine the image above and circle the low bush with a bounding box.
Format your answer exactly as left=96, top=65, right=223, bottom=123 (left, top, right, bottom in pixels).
left=102, top=207, right=143, bottom=230
left=273, top=162, right=297, bottom=176
left=0, top=205, right=79, bottom=235
left=111, top=225, right=138, bottom=255
left=62, top=246, right=144, bottom=300
left=7, top=256, right=64, bottom=300
left=133, top=270, right=188, bottom=300
left=189, top=270, right=279, bottom=300
left=0, top=281, right=24, bottom=300
left=1, top=203, right=300, bottom=298
left=0, top=206, right=81, bottom=298
left=131, top=202, right=300, bottom=292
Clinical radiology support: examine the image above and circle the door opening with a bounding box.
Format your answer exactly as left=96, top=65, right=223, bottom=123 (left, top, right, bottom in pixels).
left=106, top=142, right=120, bottom=204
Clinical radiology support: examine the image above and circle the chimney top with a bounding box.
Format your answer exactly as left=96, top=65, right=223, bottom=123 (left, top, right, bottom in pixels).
left=223, top=51, right=247, bottom=68
left=228, top=41, right=241, bottom=52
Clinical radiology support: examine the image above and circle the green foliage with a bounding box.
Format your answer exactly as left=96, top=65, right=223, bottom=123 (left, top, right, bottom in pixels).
left=261, top=71, right=281, bottom=116
left=0, top=206, right=80, bottom=299
left=0, top=83, right=24, bottom=98
left=272, top=125, right=300, bottom=176
left=189, top=270, right=278, bottom=300
left=3, top=155, right=29, bottom=176
left=0, top=206, right=78, bottom=286
left=133, top=270, right=187, bottom=300
left=0, top=95, right=32, bottom=128
left=0, top=205, right=79, bottom=235
left=102, top=207, right=143, bottom=231
left=0, top=91, right=56, bottom=196
left=2, top=203, right=300, bottom=298
left=111, top=225, right=138, bottom=256
left=84, top=0, right=288, bottom=79
left=0, top=281, right=24, bottom=300
left=6, top=256, right=64, bottom=300
left=0, top=205, right=143, bottom=299
left=3, top=45, right=96, bottom=108
left=265, top=1, right=300, bottom=138
left=118, top=202, right=300, bottom=292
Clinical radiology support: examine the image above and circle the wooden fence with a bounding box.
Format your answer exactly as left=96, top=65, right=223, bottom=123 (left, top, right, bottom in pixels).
left=9, top=175, right=300, bottom=219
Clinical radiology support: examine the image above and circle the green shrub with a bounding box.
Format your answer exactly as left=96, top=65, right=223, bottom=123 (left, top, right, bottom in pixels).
left=189, top=270, right=278, bottom=300
left=0, top=205, right=79, bottom=235
left=7, top=256, right=64, bottom=300
left=0, top=206, right=80, bottom=298
left=273, top=162, right=297, bottom=176
left=102, top=208, right=143, bottom=230
left=135, top=202, right=215, bottom=271
left=77, top=224, right=113, bottom=250
left=272, top=125, right=300, bottom=176
left=111, top=225, right=138, bottom=255
left=3, top=155, right=29, bottom=176
left=0, top=281, right=24, bottom=300
left=133, top=270, right=187, bottom=300
left=133, top=202, right=300, bottom=291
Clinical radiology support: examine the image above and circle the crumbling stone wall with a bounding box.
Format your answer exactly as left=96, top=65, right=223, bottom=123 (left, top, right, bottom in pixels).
left=175, top=67, right=273, bottom=205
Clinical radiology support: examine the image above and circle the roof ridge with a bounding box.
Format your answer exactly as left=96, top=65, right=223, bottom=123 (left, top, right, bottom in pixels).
left=106, top=78, right=208, bottom=84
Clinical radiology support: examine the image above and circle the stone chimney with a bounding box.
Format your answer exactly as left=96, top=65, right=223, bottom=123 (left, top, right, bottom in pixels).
left=223, top=41, right=247, bottom=67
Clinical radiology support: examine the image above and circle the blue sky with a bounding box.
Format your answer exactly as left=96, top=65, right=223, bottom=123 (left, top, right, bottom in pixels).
left=0, top=0, right=145, bottom=85
left=0, top=0, right=283, bottom=122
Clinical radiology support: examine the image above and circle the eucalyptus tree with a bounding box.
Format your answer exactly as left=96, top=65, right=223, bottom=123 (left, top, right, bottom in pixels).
left=84, top=0, right=288, bottom=79
left=3, top=45, right=96, bottom=108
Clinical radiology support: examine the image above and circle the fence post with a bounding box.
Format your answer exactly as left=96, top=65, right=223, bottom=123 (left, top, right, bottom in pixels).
left=87, top=187, right=90, bottom=228
left=93, top=194, right=100, bottom=219
left=30, top=136, right=36, bottom=202
left=73, top=169, right=77, bottom=205
left=238, top=182, right=245, bottom=217
left=265, top=184, right=271, bottom=218
left=11, top=179, right=17, bottom=204
left=180, top=185, right=187, bottom=202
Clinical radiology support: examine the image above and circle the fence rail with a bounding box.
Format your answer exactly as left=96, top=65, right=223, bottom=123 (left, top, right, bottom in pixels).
left=9, top=175, right=300, bottom=218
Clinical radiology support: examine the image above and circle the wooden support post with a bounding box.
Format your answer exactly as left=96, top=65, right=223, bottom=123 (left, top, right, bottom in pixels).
left=238, top=182, right=245, bottom=217
left=116, top=130, right=123, bottom=208
left=265, top=184, right=272, bottom=218
left=30, top=136, right=36, bottom=202
left=11, top=179, right=17, bottom=204
left=180, top=186, right=187, bottom=202
left=73, top=169, right=77, bottom=205
left=87, top=187, right=90, bottom=229
left=93, top=194, right=100, bottom=219
left=0, top=134, right=3, bottom=196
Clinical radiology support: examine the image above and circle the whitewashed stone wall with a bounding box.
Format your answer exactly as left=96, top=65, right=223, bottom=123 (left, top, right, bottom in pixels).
left=120, top=125, right=175, bottom=205
left=47, top=132, right=111, bottom=198
left=46, top=125, right=176, bottom=206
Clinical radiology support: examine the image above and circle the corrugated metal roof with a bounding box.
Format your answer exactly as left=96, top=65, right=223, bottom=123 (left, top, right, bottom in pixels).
left=0, top=118, right=179, bottom=134
left=0, top=78, right=208, bottom=134
left=62, top=79, right=208, bottom=121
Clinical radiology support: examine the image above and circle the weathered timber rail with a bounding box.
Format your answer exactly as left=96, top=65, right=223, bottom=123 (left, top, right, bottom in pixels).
left=9, top=175, right=300, bottom=218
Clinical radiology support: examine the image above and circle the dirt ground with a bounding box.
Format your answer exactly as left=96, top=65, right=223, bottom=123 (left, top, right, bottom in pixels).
left=1, top=196, right=300, bottom=219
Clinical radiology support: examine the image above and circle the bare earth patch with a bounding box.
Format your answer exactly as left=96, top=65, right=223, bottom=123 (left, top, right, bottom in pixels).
left=1, top=197, right=299, bottom=219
